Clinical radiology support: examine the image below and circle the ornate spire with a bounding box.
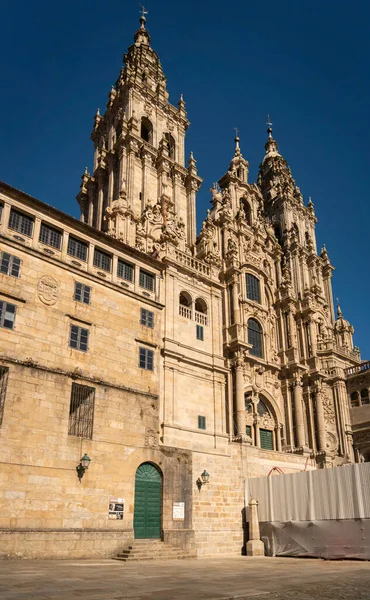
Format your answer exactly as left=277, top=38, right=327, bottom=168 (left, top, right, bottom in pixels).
left=134, top=6, right=151, bottom=45
left=234, top=127, right=241, bottom=155
left=263, top=115, right=280, bottom=159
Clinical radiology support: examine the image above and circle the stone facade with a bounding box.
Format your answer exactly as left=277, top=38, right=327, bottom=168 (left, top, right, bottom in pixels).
left=0, top=14, right=364, bottom=558
left=346, top=361, right=370, bottom=462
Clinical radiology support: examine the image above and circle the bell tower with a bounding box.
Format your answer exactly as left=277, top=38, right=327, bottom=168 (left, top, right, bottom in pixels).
left=77, top=11, right=202, bottom=253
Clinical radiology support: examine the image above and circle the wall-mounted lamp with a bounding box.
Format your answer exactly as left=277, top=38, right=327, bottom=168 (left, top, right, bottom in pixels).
left=196, top=470, right=210, bottom=490
left=76, top=453, right=91, bottom=481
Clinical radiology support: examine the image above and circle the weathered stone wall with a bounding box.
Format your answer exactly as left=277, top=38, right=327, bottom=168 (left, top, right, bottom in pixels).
left=192, top=446, right=310, bottom=557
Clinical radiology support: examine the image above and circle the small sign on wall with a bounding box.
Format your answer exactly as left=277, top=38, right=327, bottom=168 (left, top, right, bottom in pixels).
left=109, top=497, right=124, bottom=520
left=172, top=501, right=185, bottom=520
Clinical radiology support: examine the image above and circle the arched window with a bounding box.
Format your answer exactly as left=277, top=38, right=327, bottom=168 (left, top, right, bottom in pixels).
left=361, top=389, right=369, bottom=405
left=351, top=391, right=360, bottom=408
left=195, top=298, right=207, bottom=326
left=274, top=225, right=282, bottom=246
left=116, top=123, right=122, bottom=141
left=246, top=274, right=261, bottom=303
left=179, top=291, right=192, bottom=319
left=164, top=133, right=175, bottom=160
left=244, top=392, right=253, bottom=413
left=257, top=399, right=270, bottom=417
left=248, top=318, right=263, bottom=358
left=141, top=117, right=153, bottom=144
left=240, top=199, right=251, bottom=225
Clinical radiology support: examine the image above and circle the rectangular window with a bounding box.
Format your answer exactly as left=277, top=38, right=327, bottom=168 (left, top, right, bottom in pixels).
left=196, top=324, right=204, bottom=341
left=74, top=282, right=91, bottom=305
left=246, top=273, right=261, bottom=303
left=260, top=428, right=273, bottom=450
left=68, top=382, right=95, bottom=439
left=0, top=252, right=21, bottom=278
left=140, top=308, right=154, bottom=328
left=69, top=324, right=89, bottom=352
left=8, top=209, right=34, bottom=237
left=139, top=269, right=154, bottom=292
left=117, top=259, right=134, bottom=282
left=139, top=347, right=154, bottom=371
left=0, top=301, right=16, bottom=330
left=93, top=248, right=111, bottom=272
left=0, top=366, right=9, bottom=427
left=39, top=223, right=62, bottom=249
left=246, top=425, right=252, bottom=438
left=198, top=415, right=206, bottom=430
left=67, top=236, right=88, bottom=261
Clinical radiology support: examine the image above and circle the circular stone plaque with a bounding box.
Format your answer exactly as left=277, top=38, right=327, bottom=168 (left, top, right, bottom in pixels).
left=37, top=276, right=60, bottom=306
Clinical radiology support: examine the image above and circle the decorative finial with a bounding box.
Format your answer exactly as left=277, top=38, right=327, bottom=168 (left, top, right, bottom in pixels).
left=84, top=166, right=89, bottom=175
left=336, top=298, right=342, bottom=318
left=139, top=4, right=148, bottom=28
left=266, top=114, right=273, bottom=139
left=234, top=127, right=240, bottom=151
left=96, top=108, right=100, bottom=116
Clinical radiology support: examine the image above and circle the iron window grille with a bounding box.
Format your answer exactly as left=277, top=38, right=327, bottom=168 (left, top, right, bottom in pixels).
left=0, top=301, right=16, bottom=330
left=67, top=236, right=88, bottom=261
left=74, top=282, right=91, bottom=305
left=246, top=274, right=261, bottom=303
left=8, top=209, right=34, bottom=237
left=39, top=223, right=62, bottom=250
left=68, top=382, right=95, bottom=439
left=198, top=415, right=206, bottom=430
left=139, top=347, right=154, bottom=371
left=196, top=324, right=204, bottom=341
left=117, top=259, right=134, bottom=282
left=140, top=308, right=154, bottom=328
left=93, top=248, right=111, bottom=272
left=248, top=318, right=263, bottom=358
left=0, top=366, right=9, bottom=427
left=69, top=324, right=89, bottom=352
left=0, top=252, right=21, bottom=278
left=139, top=269, right=154, bottom=292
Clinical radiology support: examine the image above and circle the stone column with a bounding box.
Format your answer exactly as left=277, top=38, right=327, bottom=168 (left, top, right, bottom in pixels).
left=185, top=181, right=197, bottom=248
left=254, top=416, right=261, bottom=448
left=97, top=178, right=104, bottom=231
left=246, top=499, right=265, bottom=556
left=314, top=385, right=327, bottom=452
left=292, top=377, right=305, bottom=448
left=275, top=424, right=282, bottom=451
left=235, top=358, right=246, bottom=438
left=309, top=320, right=317, bottom=356
left=232, top=275, right=240, bottom=325
left=288, top=311, right=296, bottom=348
left=107, top=158, right=114, bottom=207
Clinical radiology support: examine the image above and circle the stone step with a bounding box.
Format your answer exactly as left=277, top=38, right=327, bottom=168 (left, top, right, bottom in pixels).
left=118, top=550, right=191, bottom=558
left=113, top=540, right=196, bottom=562
left=113, top=553, right=196, bottom=562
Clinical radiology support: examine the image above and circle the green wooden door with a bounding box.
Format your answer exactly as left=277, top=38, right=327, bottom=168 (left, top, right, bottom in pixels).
left=260, top=428, right=273, bottom=450
left=134, top=463, right=162, bottom=539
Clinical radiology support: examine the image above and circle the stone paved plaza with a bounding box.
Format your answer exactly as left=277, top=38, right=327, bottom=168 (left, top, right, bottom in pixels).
left=0, top=557, right=369, bottom=599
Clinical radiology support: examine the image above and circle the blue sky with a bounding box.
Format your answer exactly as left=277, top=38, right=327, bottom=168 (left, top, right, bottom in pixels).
left=1, top=1, right=369, bottom=357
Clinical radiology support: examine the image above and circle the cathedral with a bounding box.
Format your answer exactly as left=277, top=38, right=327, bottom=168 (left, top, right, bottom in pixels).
left=0, top=14, right=366, bottom=559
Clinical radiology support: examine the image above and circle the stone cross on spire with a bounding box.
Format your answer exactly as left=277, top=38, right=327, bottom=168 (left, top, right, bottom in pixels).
left=266, top=115, right=273, bottom=139
left=234, top=127, right=240, bottom=153
left=138, top=4, right=148, bottom=30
